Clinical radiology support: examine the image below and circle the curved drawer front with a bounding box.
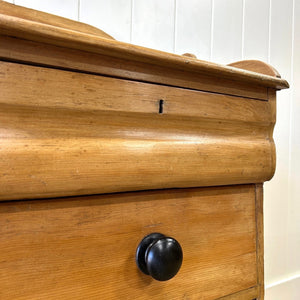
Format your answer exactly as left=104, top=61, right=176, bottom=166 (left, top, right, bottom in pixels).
left=0, top=61, right=275, bottom=201
left=0, top=185, right=258, bottom=299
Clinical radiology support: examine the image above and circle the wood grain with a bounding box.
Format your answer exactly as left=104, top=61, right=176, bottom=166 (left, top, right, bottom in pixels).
left=0, top=5, right=285, bottom=300
left=0, top=61, right=277, bottom=201
left=267, top=89, right=277, bottom=179
left=217, top=286, right=258, bottom=299
left=0, top=0, right=114, bottom=39
left=0, top=8, right=289, bottom=91
left=0, top=185, right=257, bottom=300
left=0, top=35, right=269, bottom=100
left=228, top=60, right=281, bottom=78
left=0, top=61, right=272, bottom=121
left=256, top=183, right=265, bottom=299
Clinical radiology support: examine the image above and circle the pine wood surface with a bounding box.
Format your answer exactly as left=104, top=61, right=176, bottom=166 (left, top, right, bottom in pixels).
left=228, top=60, right=281, bottom=78
left=0, top=61, right=277, bottom=201
left=0, top=5, right=287, bottom=299
left=0, top=4, right=289, bottom=91
left=256, top=184, right=265, bottom=300
left=0, top=185, right=257, bottom=300
left=0, top=36, right=269, bottom=100
left=0, top=61, right=273, bottom=120
left=217, top=286, right=258, bottom=300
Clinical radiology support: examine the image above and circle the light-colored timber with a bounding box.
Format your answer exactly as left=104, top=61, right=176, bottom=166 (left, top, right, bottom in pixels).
left=0, top=3, right=288, bottom=92
left=0, top=4, right=288, bottom=299
left=0, top=36, right=270, bottom=100
left=0, top=61, right=277, bottom=201
left=0, top=185, right=257, bottom=300
left=182, top=53, right=197, bottom=58
left=228, top=60, right=281, bottom=78
left=256, top=183, right=265, bottom=300
left=217, top=286, right=259, bottom=300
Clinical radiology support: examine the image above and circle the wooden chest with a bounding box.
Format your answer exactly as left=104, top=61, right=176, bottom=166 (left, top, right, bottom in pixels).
left=0, top=2, right=289, bottom=299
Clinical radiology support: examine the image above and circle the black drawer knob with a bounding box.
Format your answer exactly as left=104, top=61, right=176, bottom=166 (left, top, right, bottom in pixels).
left=136, top=233, right=183, bottom=281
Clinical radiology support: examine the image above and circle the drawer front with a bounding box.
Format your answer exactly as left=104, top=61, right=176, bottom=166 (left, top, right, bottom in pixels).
left=0, top=61, right=275, bottom=201
left=0, top=185, right=258, bottom=299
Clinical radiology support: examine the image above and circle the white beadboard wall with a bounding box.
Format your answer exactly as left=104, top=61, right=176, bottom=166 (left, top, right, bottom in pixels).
left=5, top=0, right=300, bottom=298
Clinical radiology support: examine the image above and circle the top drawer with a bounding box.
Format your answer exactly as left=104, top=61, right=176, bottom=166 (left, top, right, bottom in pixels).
left=0, top=61, right=275, bottom=201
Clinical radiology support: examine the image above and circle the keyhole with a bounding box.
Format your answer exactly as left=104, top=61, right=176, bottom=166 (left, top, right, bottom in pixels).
left=159, top=99, right=164, bottom=114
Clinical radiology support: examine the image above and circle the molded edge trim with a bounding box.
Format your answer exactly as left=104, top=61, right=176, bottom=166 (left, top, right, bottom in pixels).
left=0, top=13, right=289, bottom=90
left=228, top=60, right=281, bottom=78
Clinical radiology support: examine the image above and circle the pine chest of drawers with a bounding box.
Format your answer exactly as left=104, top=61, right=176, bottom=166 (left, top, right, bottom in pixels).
left=0, top=2, right=289, bottom=299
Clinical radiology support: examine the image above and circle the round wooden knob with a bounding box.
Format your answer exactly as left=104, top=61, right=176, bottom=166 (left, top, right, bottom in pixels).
left=136, top=233, right=183, bottom=281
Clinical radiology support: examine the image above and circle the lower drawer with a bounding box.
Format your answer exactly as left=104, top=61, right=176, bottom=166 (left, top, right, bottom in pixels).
left=0, top=185, right=259, bottom=299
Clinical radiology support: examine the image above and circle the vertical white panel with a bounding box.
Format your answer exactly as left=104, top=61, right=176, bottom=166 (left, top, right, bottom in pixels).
left=14, top=0, right=79, bottom=20
left=287, top=0, right=300, bottom=278
left=3, top=0, right=14, bottom=3
left=211, top=0, right=243, bottom=64
left=269, top=0, right=293, bottom=82
left=175, top=0, right=212, bottom=61
left=264, top=0, right=293, bottom=286
left=79, top=0, right=132, bottom=42
left=243, top=0, right=269, bottom=61
left=132, top=0, right=175, bottom=53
